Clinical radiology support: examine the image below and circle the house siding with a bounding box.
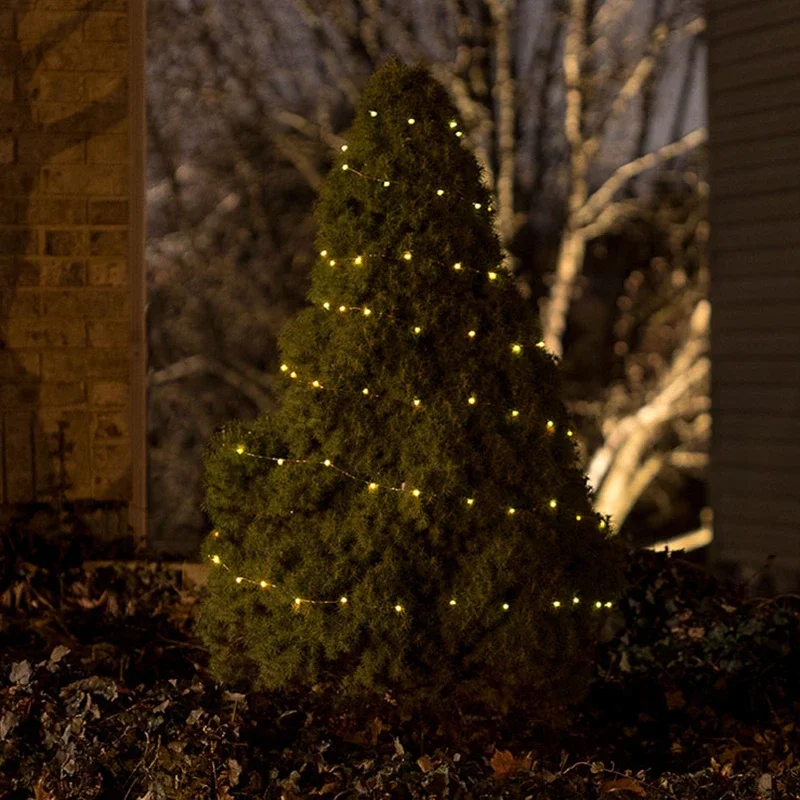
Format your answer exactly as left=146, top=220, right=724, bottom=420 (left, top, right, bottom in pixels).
left=708, top=0, right=800, bottom=586
left=0, top=0, right=146, bottom=546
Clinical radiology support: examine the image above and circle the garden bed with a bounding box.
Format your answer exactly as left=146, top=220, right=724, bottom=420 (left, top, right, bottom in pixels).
left=1, top=528, right=798, bottom=799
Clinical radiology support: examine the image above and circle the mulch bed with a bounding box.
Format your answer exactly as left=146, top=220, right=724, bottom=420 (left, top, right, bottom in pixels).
left=1, top=522, right=799, bottom=799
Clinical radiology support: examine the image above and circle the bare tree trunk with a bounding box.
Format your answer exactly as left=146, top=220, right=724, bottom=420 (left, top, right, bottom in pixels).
left=542, top=230, right=586, bottom=356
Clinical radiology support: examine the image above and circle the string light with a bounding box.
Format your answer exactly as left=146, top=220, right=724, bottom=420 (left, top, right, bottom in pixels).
left=322, top=302, right=331, bottom=310
left=549, top=499, right=557, bottom=509
left=369, top=110, right=378, bottom=117
left=277, top=459, right=284, bottom=465
left=368, top=482, right=379, bottom=491
left=212, top=555, right=221, bottom=565
left=468, top=396, right=477, bottom=405
left=407, top=117, right=415, bottom=125
left=511, top=344, right=522, bottom=354
left=466, top=498, right=475, bottom=506
left=235, top=444, right=245, bottom=455
left=290, top=371, right=298, bottom=379
left=354, top=255, right=363, bottom=265
left=474, top=203, right=482, bottom=210
left=383, top=180, right=391, bottom=187
left=412, top=488, right=421, bottom=497
left=235, top=576, right=243, bottom=584
left=595, top=601, right=602, bottom=609
left=449, top=599, right=457, bottom=606
left=488, top=271, right=497, bottom=281
left=436, top=189, right=444, bottom=196
left=320, top=250, right=328, bottom=257
left=395, top=604, right=404, bottom=613
left=403, top=251, right=412, bottom=261
left=553, top=601, right=561, bottom=608
left=467, top=330, right=476, bottom=338
left=507, top=507, right=516, bottom=515
left=546, top=420, right=555, bottom=430
left=363, top=307, right=372, bottom=316
left=413, top=398, right=421, bottom=407
left=573, top=596, right=580, bottom=604
left=329, top=259, right=336, bottom=266
left=449, top=120, right=458, bottom=128
left=502, top=603, right=509, bottom=611
left=323, top=459, right=332, bottom=467
left=340, top=144, right=348, bottom=152
left=453, top=262, right=463, bottom=271
left=280, top=364, right=289, bottom=372
left=576, top=515, right=582, bottom=521
left=455, top=131, right=464, bottom=137
left=340, top=596, right=348, bottom=604
left=413, top=326, right=422, bottom=335
left=362, top=388, right=369, bottom=395
left=342, top=164, right=349, bottom=171
left=511, top=410, right=519, bottom=418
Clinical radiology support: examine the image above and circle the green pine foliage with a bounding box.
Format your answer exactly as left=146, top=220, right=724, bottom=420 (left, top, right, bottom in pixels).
left=198, top=59, right=626, bottom=717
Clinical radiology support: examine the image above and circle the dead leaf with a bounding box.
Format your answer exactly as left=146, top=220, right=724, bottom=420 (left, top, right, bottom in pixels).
left=490, top=749, right=533, bottom=780
left=601, top=777, right=647, bottom=796
left=418, top=755, right=434, bottom=773
left=368, top=716, right=388, bottom=746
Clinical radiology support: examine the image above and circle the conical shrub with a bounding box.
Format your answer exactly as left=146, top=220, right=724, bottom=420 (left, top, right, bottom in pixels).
left=198, top=59, right=626, bottom=717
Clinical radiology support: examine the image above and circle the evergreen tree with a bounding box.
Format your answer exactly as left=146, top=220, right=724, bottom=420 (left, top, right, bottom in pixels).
left=198, top=59, right=625, bottom=716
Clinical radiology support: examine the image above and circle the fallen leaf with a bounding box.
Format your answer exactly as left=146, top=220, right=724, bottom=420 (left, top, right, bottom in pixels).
left=490, top=749, right=533, bottom=779
left=601, top=777, right=647, bottom=796
left=9, top=661, right=31, bottom=686
left=418, top=755, right=434, bottom=773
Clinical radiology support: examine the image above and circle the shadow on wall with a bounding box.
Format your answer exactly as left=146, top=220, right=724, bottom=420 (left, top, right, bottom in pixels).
left=1, top=0, right=132, bottom=549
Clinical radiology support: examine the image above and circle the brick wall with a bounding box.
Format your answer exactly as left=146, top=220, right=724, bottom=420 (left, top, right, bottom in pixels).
left=0, top=0, right=144, bottom=544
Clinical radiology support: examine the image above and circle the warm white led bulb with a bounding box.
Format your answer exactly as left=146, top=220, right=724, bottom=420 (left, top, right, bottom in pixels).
left=212, top=530, right=220, bottom=538
left=449, top=120, right=457, bottom=128
left=340, top=596, right=348, bottom=604
left=474, top=203, right=482, bottom=210
left=455, top=131, right=463, bottom=137
left=235, top=444, right=245, bottom=454
left=368, top=482, right=378, bottom=491
left=488, top=271, right=497, bottom=280
left=573, top=596, right=580, bottom=604
left=341, top=164, right=349, bottom=171
left=436, top=189, right=444, bottom=196
left=369, top=110, right=378, bottom=117
left=340, top=144, right=348, bottom=152
left=407, top=117, right=415, bottom=125
left=567, top=430, right=574, bottom=437
left=605, top=601, right=612, bottom=608
left=599, top=521, right=607, bottom=530
left=413, top=398, right=421, bottom=407
left=453, top=262, right=463, bottom=271
left=536, top=340, right=546, bottom=348
left=362, top=388, right=369, bottom=395
left=502, top=602, right=510, bottom=611
left=468, top=396, right=476, bottom=405
left=354, top=255, right=363, bottom=265
left=511, top=410, right=519, bottom=418
left=549, top=499, right=557, bottom=509
left=323, top=459, right=332, bottom=467
left=329, top=259, right=336, bottom=266
left=412, top=488, right=421, bottom=497
left=546, top=420, right=554, bottom=429
left=413, top=326, right=422, bottom=335
left=312, top=380, right=320, bottom=387
left=507, top=507, right=516, bottom=515
left=595, top=601, right=602, bottom=609
left=395, top=604, right=404, bottom=613
left=403, top=251, right=412, bottom=261
left=294, top=598, right=302, bottom=606
left=511, top=344, right=522, bottom=354
left=320, top=250, right=327, bottom=257
left=363, top=307, right=372, bottom=316
left=383, top=180, right=391, bottom=187
left=211, top=555, right=221, bottom=565
left=260, top=580, right=269, bottom=588
left=280, top=364, right=289, bottom=372
left=322, top=302, right=330, bottom=310
left=338, top=305, right=347, bottom=313
left=553, top=600, right=561, bottom=608
left=575, top=514, right=582, bottom=521
left=290, top=371, right=298, bottom=379
left=235, top=576, right=243, bottom=584
left=466, top=498, right=475, bottom=506
left=449, top=599, right=456, bottom=606
left=467, top=330, right=476, bottom=338
left=277, top=458, right=284, bottom=465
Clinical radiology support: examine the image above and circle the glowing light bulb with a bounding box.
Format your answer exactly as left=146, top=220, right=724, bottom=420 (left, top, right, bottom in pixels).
left=411, top=488, right=421, bottom=497
left=322, top=302, right=331, bottom=310
left=546, top=420, right=555, bottom=430
left=453, top=262, right=463, bottom=271
left=338, top=305, right=347, bottom=313
left=368, top=482, right=379, bottom=491
left=595, top=601, right=602, bottom=609
left=260, top=580, right=269, bottom=589
left=474, top=203, right=482, bottom=210
left=340, top=596, right=348, bottom=604
left=235, top=576, right=243, bottom=584
left=511, top=344, right=522, bottom=354
left=502, top=603, right=510, bottom=611
left=488, top=271, right=497, bottom=281
left=280, top=364, right=289, bottom=372
left=436, top=189, right=444, bottom=196
left=294, top=598, right=302, bottom=606
left=212, top=530, right=220, bottom=538
left=290, top=371, right=298, bottom=379
left=341, top=164, right=349, bottom=171
left=466, top=498, right=475, bottom=506
left=467, top=330, right=476, bottom=338
left=211, top=555, right=221, bottom=565
left=575, top=514, right=582, bottom=521
left=536, top=340, right=546, bottom=348
left=599, top=521, right=607, bottom=530
left=468, top=396, right=476, bottom=405
left=395, top=604, right=404, bottom=613
left=363, top=307, right=372, bottom=316
left=413, top=398, right=421, bottom=407
left=455, top=131, right=463, bottom=137
left=403, top=251, right=412, bottom=261
left=329, top=259, right=336, bottom=266
left=573, top=596, right=580, bottom=604
left=449, top=120, right=457, bottom=128
left=323, top=459, right=332, bottom=467
left=549, top=499, right=557, bottom=509
left=605, top=601, right=612, bottom=608
left=340, top=144, right=348, bottom=152
left=407, top=117, right=415, bottom=125
left=354, top=255, right=363, bottom=265
left=511, top=410, right=519, bottom=418
left=383, top=180, right=390, bottom=187
left=507, top=507, right=516, bottom=515
left=235, top=444, right=245, bottom=454
left=277, top=458, right=284, bottom=465
left=362, top=388, right=369, bottom=395
left=553, top=600, right=561, bottom=608
left=449, top=599, right=457, bottom=606
left=567, top=430, right=574, bottom=437
left=320, top=250, right=328, bottom=257
left=369, top=110, right=378, bottom=117
left=413, top=326, right=422, bottom=335
left=312, top=380, right=321, bottom=387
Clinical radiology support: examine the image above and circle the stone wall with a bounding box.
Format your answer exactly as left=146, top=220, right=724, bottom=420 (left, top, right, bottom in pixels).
left=0, top=0, right=143, bottom=545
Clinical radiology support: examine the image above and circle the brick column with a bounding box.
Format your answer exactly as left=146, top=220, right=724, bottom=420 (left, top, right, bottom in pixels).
left=0, top=0, right=145, bottom=546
